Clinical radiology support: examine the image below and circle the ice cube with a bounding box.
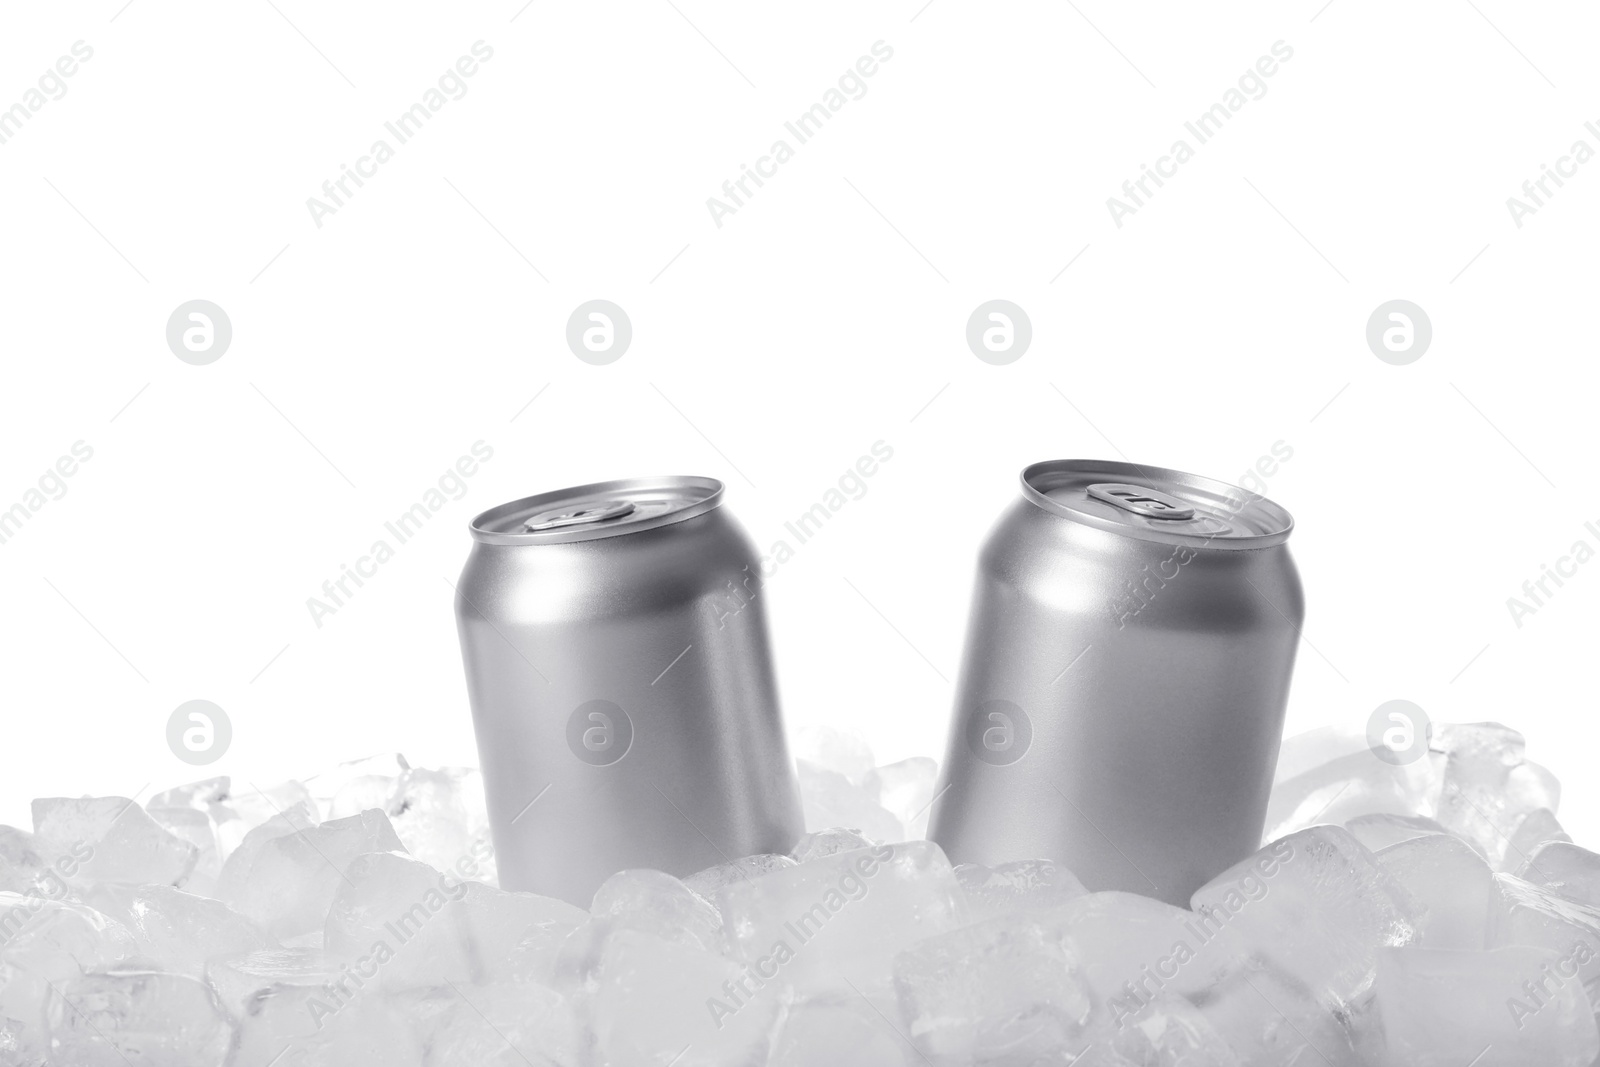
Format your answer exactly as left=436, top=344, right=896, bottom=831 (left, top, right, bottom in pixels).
left=791, top=828, right=875, bottom=863
left=589, top=928, right=777, bottom=1067
left=955, top=858, right=1088, bottom=923
left=893, top=915, right=1094, bottom=1063
left=145, top=805, right=223, bottom=897
left=223, top=957, right=426, bottom=1067
left=31, top=796, right=198, bottom=887
left=794, top=725, right=876, bottom=783
left=306, top=753, right=409, bottom=820
left=204, top=947, right=338, bottom=1020
left=44, top=970, right=232, bottom=1065
left=384, top=766, right=492, bottom=880
left=216, top=808, right=405, bottom=940
left=1190, top=827, right=1419, bottom=1009
left=1522, top=842, right=1600, bottom=908
left=323, top=850, right=584, bottom=991
left=1082, top=992, right=1241, bottom=1067
left=797, top=760, right=902, bottom=844
left=1373, top=944, right=1600, bottom=1065
left=1508, top=808, right=1572, bottom=871
left=0, top=895, right=134, bottom=1058
left=1187, top=956, right=1365, bottom=1067
left=1431, top=722, right=1562, bottom=870
left=1263, top=726, right=1444, bottom=843
left=1343, top=813, right=1459, bottom=854
left=866, top=757, right=938, bottom=840
left=0, top=826, right=68, bottom=894
left=416, top=978, right=583, bottom=1066
left=1374, top=834, right=1493, bottom=951
left=78, top=883, right=274, bottom=979
left=590, top=868, right=723, bottom=951
left=1485, top=873, right=1600, bottom=990
left=717, top=841, right=966, bottom=999
left=213, top=779, right=318, bottom=858
left=683, top=853, right=798, bottom=898
left=1052, top=891, right=1241, bottom=1006
left=767, top=993, right=916, bottom=1067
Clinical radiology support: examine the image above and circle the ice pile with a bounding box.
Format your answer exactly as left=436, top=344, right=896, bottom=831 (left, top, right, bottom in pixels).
left=1, top=722, right=1597, bottom=1065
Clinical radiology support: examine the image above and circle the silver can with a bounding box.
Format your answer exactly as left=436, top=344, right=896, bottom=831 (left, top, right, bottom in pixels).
left=928, top=459, right=1303, bottom=906
left=455, top=476, right=804, bottom=906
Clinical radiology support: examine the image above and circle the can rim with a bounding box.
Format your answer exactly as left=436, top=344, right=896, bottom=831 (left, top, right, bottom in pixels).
left=468, top=475, right=725, bottom=545
left=1020, top=459, right=1294, bottom=549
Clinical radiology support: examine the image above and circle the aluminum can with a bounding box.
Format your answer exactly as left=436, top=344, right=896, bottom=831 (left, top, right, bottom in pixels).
left=455, top=475, right=804, bottom=906
left=928, top=459, right=1303, bottom=906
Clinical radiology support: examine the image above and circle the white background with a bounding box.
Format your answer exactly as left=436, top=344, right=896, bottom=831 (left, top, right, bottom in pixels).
left=1, top=1, right=1595, bottom=844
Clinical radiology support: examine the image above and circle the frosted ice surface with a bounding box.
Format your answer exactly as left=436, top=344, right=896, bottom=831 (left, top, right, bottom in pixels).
left=415, top=978, right=583, bottom=1066
left=1374, top=944, right=1600, bottom=1065
left=767, top=993, right=913, bottom=1066
left=323, top=850, right=582, bottom=991
left=866, top=756, right=938, bottom=839
left=716, top=841, right=965, bottom=999
left=590, top=868, right=723, bottom=951
left=1186, top=957, right=1365, bottom=1067
left=1087, top=992, right=1241, bottom=1067
left=1374, top=834, right=1493, bottom=951
left=893, top=915, right=1094, bottom=1063
left=796, top=760, right=902, bottom=844
left=216, top=808, right=404, bottom=941
left=1522, top=841, right=1600, bottom=907
left=683, top=853, right=797, bottom=897
left=1343, top=812, right=1458, bottom=854
left=32, top=796, right=198, bottom=887
left=78, top=883, right=273, bottom=978
left=44, top=969, right=232, bottom=1066
left=1052, top=891, right=1239, bottom=1005
left=225, top=967, right=425, bottom=1067
left=0, top=826, right=65, bottom=894
left=1190, top=827, right=1419, bottom=1009
left=790, top=827, right=874, bottom=863
left=955, top=858, right=1088, bottom=923
left=589, top=928, right=776, bottom=1067
left=1485, top=872, right=1600, bottom=993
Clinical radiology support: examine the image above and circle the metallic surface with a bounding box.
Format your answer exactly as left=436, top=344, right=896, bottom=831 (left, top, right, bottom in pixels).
left=455, top=476, right=804, bottom=906
left=929, top=459, right=1303, bottom=907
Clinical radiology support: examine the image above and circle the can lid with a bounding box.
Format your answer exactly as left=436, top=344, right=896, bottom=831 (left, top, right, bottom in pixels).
left=1020, top=459, right=1293, bottom=549
left=469, top=476, right=725, bottom=545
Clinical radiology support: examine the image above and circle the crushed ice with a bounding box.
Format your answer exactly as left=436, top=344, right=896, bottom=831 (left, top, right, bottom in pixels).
left=1, top=722, right=1597, bottom=1065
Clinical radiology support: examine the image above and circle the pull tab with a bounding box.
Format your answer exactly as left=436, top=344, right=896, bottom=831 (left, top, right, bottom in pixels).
left=524, top=500, right=637, bottom=532
left=1086, top=483, right=1195, bottom=521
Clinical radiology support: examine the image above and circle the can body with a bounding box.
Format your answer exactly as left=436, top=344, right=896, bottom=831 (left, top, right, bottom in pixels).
left=455, top=477, right=804, bottom=907
left=929, top=460, right=1303, bottom=907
